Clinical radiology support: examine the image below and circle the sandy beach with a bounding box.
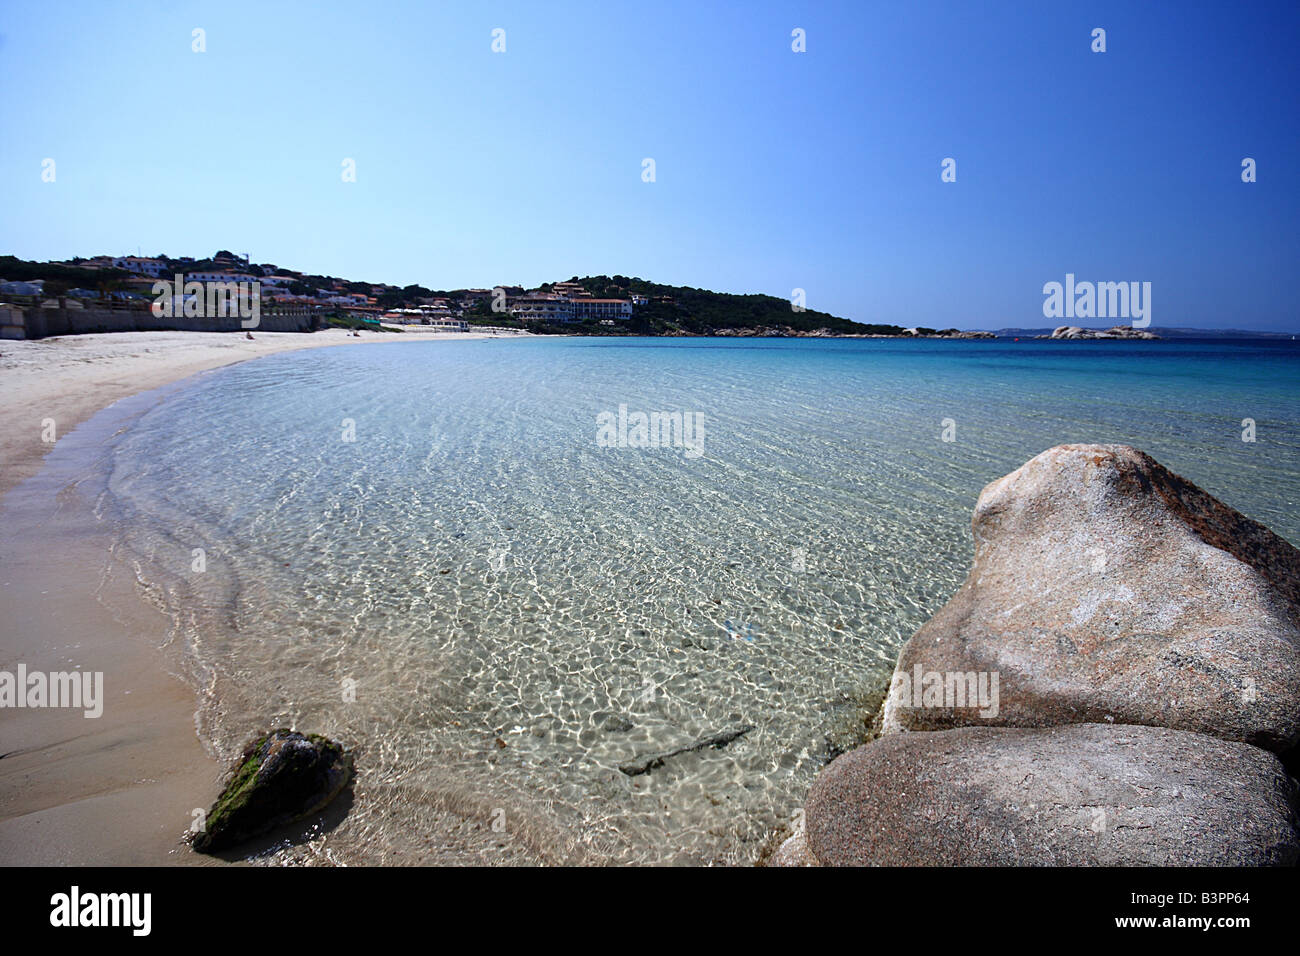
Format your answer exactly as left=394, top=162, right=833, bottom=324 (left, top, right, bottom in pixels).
left=0, top=328, right=518, bottom=866
left=0, top=327, right=520, bottom=501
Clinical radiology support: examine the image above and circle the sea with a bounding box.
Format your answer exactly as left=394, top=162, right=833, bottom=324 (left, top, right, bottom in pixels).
left=70, top=336, right=1300, bottom=863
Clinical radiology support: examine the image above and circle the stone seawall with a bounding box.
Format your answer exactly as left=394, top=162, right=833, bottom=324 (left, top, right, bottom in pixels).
left=0, top=305, right=325, bottom=339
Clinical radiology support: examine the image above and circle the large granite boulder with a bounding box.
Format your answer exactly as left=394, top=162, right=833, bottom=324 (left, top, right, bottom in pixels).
left=191, top=729, right=353, bottom=854
left=881, top=444, right=1300, bottom=753
left=804, top=724, right=1300, bottom=866
left=766, top=816, right=817, bottom=867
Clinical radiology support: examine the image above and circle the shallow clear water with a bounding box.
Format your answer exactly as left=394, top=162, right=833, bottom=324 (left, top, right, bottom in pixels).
left=98, top=336, right=1300, bottom=864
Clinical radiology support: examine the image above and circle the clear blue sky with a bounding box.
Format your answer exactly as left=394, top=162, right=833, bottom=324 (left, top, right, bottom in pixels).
left=1, top=1, right=1297, bottom=330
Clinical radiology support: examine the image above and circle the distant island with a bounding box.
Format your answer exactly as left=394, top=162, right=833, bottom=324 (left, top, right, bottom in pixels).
left=1038, top=325, right=1159, bottom=340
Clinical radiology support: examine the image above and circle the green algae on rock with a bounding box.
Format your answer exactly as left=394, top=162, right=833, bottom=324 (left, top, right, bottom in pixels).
left=191, top=729, right=354, bottom=854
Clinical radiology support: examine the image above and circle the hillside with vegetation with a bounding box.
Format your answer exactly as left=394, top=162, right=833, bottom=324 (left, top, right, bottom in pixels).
left=0, top=255, right=132, bottom=296
left=578, top=275, right=901, bottom=335
left=466, top=275, right=906, bottom=336
left=4, top=254, right=943, bottom=337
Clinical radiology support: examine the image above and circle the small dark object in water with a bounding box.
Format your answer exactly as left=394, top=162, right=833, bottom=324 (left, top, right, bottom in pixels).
left=619, top=725, right=755, bottom=776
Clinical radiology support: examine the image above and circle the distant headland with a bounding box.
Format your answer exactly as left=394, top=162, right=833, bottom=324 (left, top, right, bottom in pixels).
left=2, top=253, right=1294, bottom=340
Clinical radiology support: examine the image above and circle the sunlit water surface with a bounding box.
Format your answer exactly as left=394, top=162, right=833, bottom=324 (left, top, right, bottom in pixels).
left=96, top=336, right=1300, bottom=864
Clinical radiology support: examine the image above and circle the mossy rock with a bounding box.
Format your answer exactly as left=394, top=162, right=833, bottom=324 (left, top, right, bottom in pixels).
left=191, top=728, right=354, bottom=854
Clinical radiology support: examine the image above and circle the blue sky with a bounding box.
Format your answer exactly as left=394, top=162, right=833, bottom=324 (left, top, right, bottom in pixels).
left=1, top=0, right=1297, bottom=330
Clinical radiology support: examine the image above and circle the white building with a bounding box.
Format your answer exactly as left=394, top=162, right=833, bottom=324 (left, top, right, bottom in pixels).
left=186, top=271, right=259, bottom=284
left=112, top=257, right=168, bottom=277
left=510, top=294, right=576, bottom=323
left=572, top=298, right=632, bottom=320
left=427, top=316, right=469, bottom=331
left=0, top=279, right=45, bottom=296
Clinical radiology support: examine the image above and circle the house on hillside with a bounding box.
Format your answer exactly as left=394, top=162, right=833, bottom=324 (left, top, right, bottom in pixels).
left=572, top=298, right=632, bottom=320
left=111, top=257, right=167, bottom=277
left=0, top=279, right=45, bottom=296
left=510, top=294, right=575, bottom=323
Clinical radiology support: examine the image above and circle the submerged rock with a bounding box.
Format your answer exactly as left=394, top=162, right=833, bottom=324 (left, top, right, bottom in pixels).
left=804, top=724, right=1300, bottom=866
left=602, top=715, right=635, bottom=734
left=881, top=444, right=1300, bottom=753
left=191, top=729, right=354, bottom=854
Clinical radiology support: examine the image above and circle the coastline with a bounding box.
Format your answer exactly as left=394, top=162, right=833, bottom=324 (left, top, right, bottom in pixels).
left=3, top=332, right=1295, bottom=866
left=0, top=328, right=512, bottom=866
left=0, top=327, right=520, bottom=501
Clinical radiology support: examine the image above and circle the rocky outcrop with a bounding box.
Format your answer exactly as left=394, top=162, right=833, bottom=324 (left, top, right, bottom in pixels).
left=803, top=724, right=1300, bottom=866
left=773, top=444, right=1300, bottom=867
left=191, top=729, right=354, bottom=854
left=900, top=328, right=996, bottom=339
left=1042, top=325, right=1159, bottom=339
left=881, top=444, right=1300, bottom=753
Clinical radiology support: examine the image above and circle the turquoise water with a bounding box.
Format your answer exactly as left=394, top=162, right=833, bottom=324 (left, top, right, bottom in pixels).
left=100, top=336, right=1300, bottom=864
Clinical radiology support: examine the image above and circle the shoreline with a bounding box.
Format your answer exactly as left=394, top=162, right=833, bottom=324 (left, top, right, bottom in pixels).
left=0, top=327, right=522, bottom=502
left=3, top=331, right=1295, bottom=866
left=0, top=328, right=514, bottom=866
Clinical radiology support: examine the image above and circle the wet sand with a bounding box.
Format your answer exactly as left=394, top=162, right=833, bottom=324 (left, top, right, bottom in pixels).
left=0, top=328, right=520, bottom=865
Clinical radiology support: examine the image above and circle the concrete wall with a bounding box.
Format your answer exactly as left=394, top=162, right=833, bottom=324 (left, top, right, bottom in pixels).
left=0, top=304, right=326, bottom=340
